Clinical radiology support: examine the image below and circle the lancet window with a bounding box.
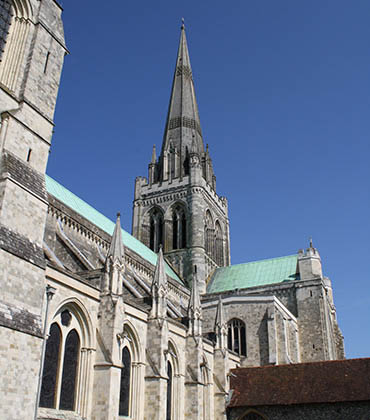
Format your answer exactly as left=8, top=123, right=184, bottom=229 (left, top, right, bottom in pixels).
left=172, top=205, right=187, bottom=250
left=0, top=0, right=13, bottom=61
left=149, top=208, right=164, bottom=253
left=40, top=312, right=81, bottom=410
left=215, top=221, right=224, bottom=266
left=204, top=210, right=214, bottom=257
left=166, top=361, right=173, bottom=420
left=119, top=347, right=131, bottom=416
left=227, top=318, right=246, bottom=356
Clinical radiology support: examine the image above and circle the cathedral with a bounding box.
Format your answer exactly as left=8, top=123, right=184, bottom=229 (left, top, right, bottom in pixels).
left=0, top=1, right=345, bottom=419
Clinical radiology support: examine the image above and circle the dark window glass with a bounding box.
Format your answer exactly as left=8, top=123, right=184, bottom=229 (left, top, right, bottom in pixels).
left=173, top=215, right=178, bottom=250
left=166, top=362, right=172, bottom=420
left=0, top=0, right=13, bottom=61
left=242, top=413, right=265, bottom=420
left=227, top=319, right=247, bottom=356
left=39, top=323, right=61, bottom=408
left=119, top=347, right=131, bottom=416
left=181, top=213, right=186, bottom=248
left=59, top=329, right=80, bottom=411
left=150, top=218, right=155, bottom=251
left=150, top=210, right=164, bottom=253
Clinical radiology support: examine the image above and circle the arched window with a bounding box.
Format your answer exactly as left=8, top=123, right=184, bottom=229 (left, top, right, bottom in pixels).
left=39, top=304, right=92, bottom=416
left=240, top=410, right=267, bottom=420
left=204, top=210, right=214, bottom=257
left=59, top=330, right=80, bottom=410
left=119, top=347, right=131, bottom=416
left=40, top=320, right=80, bottom=410
left=172, top=205, right=186, bottom=250
left=149, top=208, right=164, bottom=253
left=166, top=361, right=172, bottom=420
left=0, top=0, right=32, bottom=91
left=0, top=0, right=13, bottom=61
left=215, top=221, right=224, bottom=266
left=39, top=323, right=61, bottom=408
left=227, top=319, right=246, bottom=356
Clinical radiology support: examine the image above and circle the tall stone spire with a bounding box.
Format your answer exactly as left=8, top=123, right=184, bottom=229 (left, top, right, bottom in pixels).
left=159, top=22, right=204, bottom=180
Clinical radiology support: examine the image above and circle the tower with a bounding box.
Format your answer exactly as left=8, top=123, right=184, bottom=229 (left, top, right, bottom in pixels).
left=0, top=0, right=67, bottom=418
left=132, top=22, right=230, bottom=292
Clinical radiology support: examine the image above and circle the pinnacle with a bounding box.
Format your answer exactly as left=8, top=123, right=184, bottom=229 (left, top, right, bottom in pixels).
left=107, top=212, right=124, bottom=261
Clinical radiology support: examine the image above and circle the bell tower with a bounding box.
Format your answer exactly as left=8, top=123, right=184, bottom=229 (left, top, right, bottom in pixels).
left=132, top=22, right=230, bottom=292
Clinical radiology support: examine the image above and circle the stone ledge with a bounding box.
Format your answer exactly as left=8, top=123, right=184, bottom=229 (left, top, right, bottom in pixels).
left=38, top=407, right=83, bottom=420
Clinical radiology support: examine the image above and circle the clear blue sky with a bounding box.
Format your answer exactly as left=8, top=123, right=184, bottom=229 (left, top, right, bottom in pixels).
left=49, top=1, right=370, bottom=359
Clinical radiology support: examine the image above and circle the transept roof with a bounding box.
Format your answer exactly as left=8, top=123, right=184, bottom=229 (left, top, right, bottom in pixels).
left=207, top=254, right=300, bottom=294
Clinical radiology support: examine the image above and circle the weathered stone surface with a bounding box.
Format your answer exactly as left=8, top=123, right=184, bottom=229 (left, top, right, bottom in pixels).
left=0, top=223, right=46, bottom=268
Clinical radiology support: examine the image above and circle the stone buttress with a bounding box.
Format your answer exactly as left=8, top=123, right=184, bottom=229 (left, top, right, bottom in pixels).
left=92, top=214, right=126, bottom=420
left=184, top=268, right=205, bottom=419
left=144, top=247, right=170, bottom=419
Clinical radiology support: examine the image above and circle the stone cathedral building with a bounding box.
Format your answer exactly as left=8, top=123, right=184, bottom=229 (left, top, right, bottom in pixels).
left=0, top=1, right=345, bottom=420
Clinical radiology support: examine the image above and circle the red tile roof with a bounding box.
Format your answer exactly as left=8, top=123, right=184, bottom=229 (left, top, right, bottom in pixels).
left=228, top=358, right=370, bottom=408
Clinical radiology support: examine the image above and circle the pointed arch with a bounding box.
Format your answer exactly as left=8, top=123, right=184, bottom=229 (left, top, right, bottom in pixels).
left=119, top=320, right=143, bottom=419
left=170, top=201, right=187, bottom=250
left=166, top=339, right=181, bottom=420
left=148, top=206, right=164, bottom=253
left=204, top=210, right=214, bottom=257
left=215, top=220, right=224, bottom=266
left=39, top=298, right=94, bottom=416
left=238, top=408, right=268, bottom=420
left=0, top=0, right=33, bottom=90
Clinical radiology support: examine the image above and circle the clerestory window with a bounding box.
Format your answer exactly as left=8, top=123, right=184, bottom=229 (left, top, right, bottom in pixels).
left=227, top=318, right=246, bottom=356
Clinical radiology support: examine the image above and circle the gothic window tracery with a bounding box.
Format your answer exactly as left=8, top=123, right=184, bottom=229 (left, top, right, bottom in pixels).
left=119, top=347, right=131, bottom=416
left=227, top=318, right=246, bottom=356
left=172, top=205, right=186, bottom=250
left=40, top=321, right=80, bottom=410
left=149, top=208, right=164, bottom=253
left=39, top=305, right=89, bottom=414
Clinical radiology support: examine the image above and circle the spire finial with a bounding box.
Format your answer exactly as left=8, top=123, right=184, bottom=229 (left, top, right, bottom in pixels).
left=309, top=237, right=313, bottom=248
left=181, top=17, right=185, bottom=29
left=117, top=212, right=121, bottom=218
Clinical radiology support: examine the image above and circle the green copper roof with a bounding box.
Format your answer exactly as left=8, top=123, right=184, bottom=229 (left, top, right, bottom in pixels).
left=45, top=175, right=182, bottom=284
left=207, top=255, right=299, bottom=294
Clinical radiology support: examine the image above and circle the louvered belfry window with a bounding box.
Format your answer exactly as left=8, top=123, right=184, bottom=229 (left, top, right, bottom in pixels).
left=0, top=0, right=13, bottom=61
